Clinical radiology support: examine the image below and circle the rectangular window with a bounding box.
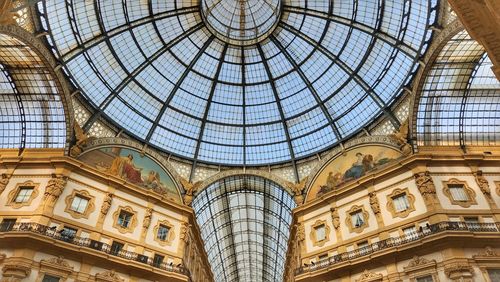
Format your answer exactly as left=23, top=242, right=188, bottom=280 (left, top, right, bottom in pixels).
left=14, top=187, right=33, bottom=203
left=315, top=224, right=326, bottom=241
left=157, top=225, right=170, bottom=241
left=42, top=274, right=60, bottom=282
left=117, top=210, right=133, bottom=228
left=0, top=218, right=16, bottom=232
left=110, top=241, right=124, bottom=256
left=392, top=193, right=410, bottom=212
left=70, top=195, right=89, bottom=214
left=153, top=254, right=164, bottom=267
left=449, top=184, right=469, bottom=201
left=416, top=275, right=433, bottom=282
left=351, top=211, right=364, bottom=228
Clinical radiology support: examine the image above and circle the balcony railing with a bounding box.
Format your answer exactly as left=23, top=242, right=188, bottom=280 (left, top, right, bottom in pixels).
left=295, top=221, right=499, bottom=275
left=0, top=222, right=190, bottom=277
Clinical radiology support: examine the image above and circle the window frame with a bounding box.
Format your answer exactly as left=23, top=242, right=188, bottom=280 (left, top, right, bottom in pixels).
left=112, top=206, right=138, bottom=234
left=386, top=188, right=416, bottom=218
left=346, top=205, right=369, bottom=233
left=64, top=189, right=95, bottom=219
left=442, top=179, right=477, bottom=208
left=7, top=181, right=39, bottom=209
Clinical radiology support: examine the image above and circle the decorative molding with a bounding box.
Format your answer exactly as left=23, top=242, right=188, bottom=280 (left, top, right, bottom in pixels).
left=442, top=178, right=477, bottom=208
left=112, top=206, right=138, bottom=234
left=403, top=256, right=438, bottom=282
left=346, top=205, right=369, bottom=234
left=473, top=246, right=499, bottom=259
left=444, top=263, right=474, bottom=280
left=153, top=220, right=175, bottom=247
left=39, top=256, right=74, bottom=280
left=496, top=181, right=500, bottom=197
left=386, top=188, right=416, bottom=218
left=309, top=220, right=330, bottom=247
left=284, top=178, right=308, bottom=206
left=0, top=173, right=12, bottom=195
left=95, top=270, right=125, bottom=282
left=64, top=189, right=95, bottom=219
left=330, top=207, right=340, bottom=229
left=0, top=253, right=5, bottom=263
left=1, top=263, right=31, bottom=280
left=473, top=170, right=492, bottom=199
left=6, top=180, right=40, bottom=209
left=355, top=269, right=383, bottom=282
left=180, top=178, right=200, bottom=206
left=296, top=223, right=305, bottom=242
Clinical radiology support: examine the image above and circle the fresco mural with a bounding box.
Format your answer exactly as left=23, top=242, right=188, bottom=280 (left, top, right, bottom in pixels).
left=78, top=146, right=181, bottom=203
left=306, top=145, right=402, bottom=202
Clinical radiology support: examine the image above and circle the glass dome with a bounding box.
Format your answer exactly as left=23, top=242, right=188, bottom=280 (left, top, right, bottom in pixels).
left=37, top=0, right=439, bottom=166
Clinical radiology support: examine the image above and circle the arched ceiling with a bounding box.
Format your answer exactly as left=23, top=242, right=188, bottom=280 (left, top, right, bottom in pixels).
left=36, top=0, right=439, bottom=166
left=0, top=29, right=66, bottom=150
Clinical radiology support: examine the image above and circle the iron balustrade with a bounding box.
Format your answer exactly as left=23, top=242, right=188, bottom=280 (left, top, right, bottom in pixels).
left=0, top=222, right=190, bottom=277
left=295, top=221, right=499, bottom=275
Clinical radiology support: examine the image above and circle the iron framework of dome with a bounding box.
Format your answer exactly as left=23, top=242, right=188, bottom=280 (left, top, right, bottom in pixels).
left=36, top=0, right=439, bottom=166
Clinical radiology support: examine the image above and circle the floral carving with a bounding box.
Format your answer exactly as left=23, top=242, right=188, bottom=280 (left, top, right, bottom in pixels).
left=355, top=269, right=383, bottom=282
left=473, top=246, right=498, bottom=257
left=96, top=269, right=124, bottom=282
left=406, top=256, right=434, bottom=268
left=41, top=256, right=73, bottom=269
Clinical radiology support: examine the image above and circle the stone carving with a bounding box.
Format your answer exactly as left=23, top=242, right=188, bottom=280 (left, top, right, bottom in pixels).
left=0, top=253, right=5, bottom=262
left=389, top=119, right=412, bottom=156
left=473, top=170, right=491, bottom=198
left=406, top=256, right=434, bottom=268
left=1, top=264, right=31, bottom=280
left=0, top=173, right=12, bottom=194
left=69, top=121, right=94, bottom=158
left=143, top=208, right=153, bottom=229
left=444, top=263, right=474, bottom=279
left=285, top=178, right=307, bottom=206
left=43, top=174, right=67, bottom=204
left=96, top=269, right=124, bottom=282
left=414, top=171, right=437, bottom=203
left=180, top=222, right=190, bottom=243
left=369, top=192, right=380, bottom=214
left=355, top=269, right=383, bottom=282
left=41, top=256, right=73, bottom=269
left=296, top=223, right=305, bottom=242
left=330, top=207, right=340, bottom=229
left=100, top=193, right=113, bottom=217
left=474, top=246, right=498, bottom=257
left=180, top=178, right=200, bottom=206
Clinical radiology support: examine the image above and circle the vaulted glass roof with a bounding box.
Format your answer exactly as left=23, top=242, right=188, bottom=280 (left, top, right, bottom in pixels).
left=37, top=0, right=439, bottom=166
left=192, top=175, right=296, bottom=282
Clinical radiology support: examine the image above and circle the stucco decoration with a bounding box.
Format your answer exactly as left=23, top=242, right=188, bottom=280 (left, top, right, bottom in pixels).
left=305, top=137, right=402, bottom=202
left=78, top=139, right=182, bottom=203
left=355, top=269, right=383, bottom=282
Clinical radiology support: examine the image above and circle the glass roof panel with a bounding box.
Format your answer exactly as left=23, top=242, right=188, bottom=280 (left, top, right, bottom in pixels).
left=192, top=175, right=296, bottom=282
left=38, top=0, right=439, bottom=165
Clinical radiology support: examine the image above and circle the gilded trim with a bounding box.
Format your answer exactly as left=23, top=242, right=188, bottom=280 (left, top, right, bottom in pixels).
left=6, top=180, right=39, bottom=209
left=153, top=220, right=175, bottom=247
left=112, top=206, right=138, bottom=234
left=386, top=188, right=416, bottom=218
left=309, top=220, right=330, bottom=247
left=442, top=178, right=477, bottom=208
left=64, top=189, right=95, bottom=219
left=346, top=205, right=369, bottom=234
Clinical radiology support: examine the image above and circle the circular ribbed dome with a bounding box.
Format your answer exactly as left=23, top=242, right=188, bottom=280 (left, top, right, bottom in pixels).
left=37, top=0, right=439, bottom=166
left=201, top=0, right=281, bottom=45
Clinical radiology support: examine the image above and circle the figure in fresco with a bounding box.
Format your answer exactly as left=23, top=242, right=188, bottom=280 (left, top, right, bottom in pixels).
left=108, top=154, right=143, bottom=184
left=343, top=153, right=367, bottom=180
left=326, top=171, right=342, bottom=189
